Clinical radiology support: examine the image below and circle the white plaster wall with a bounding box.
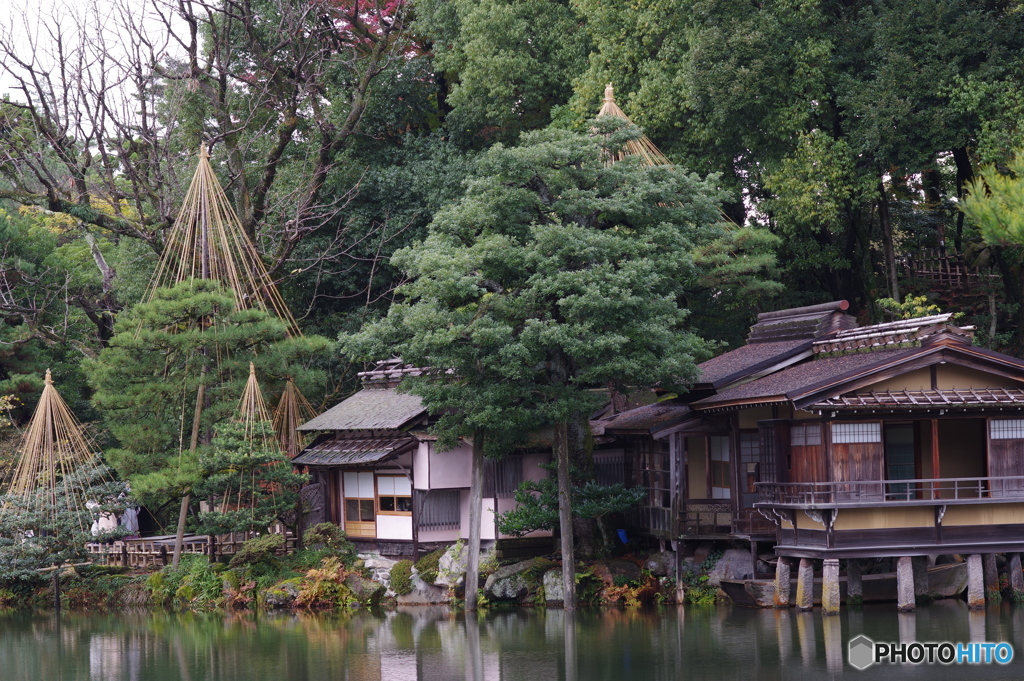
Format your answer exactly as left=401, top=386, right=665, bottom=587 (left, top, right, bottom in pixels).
left=429, top=442, right=474, bottom=489
left=459, top=491, right=496, bottom=540
left=413, top=441, right=430, bottom=490
left=376, top=514, right=413, bottom=540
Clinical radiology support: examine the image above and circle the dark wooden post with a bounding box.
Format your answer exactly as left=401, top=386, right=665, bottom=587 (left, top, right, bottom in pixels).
left=931, top=419, right=941, bottom=499
left=160, top=545, right=169, bottom=566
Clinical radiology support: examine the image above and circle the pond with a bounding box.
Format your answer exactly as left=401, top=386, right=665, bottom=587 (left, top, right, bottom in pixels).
left=3, top=601, right=1024, bottom=680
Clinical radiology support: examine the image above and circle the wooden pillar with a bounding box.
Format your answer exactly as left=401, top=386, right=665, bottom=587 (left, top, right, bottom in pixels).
left=983, top=554, right=999, bottom=595
left=896, top=556, right=915, bottom=612
left=931, top=419, right=940, bottom=499
left=847, top=559, right=863, bottom=605
left=774, top=557, right=791, bottom=608
left=1011, top=553, right=1024, bottom=595
left=822, top=558, right=840, bottom=616
left=967, top=553, right=986, bottom=610
left=912, top=556, right=929, bottom=598
left=796, top=558, right=814, bottom=611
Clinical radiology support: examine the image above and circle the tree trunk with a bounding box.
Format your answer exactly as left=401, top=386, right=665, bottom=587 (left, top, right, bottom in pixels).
left=877, top=180, right=900, bottom=303
left=173, top=366, right=207, bottom=568
left=952, top=147, right=974, bottom=251
left=556, top=420, right=576, bottom=610
left=466, top=431, right=484, bottom=612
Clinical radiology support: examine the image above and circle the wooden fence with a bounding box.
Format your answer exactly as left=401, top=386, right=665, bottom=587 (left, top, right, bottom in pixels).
left=86, top=531, right=298, bottom=568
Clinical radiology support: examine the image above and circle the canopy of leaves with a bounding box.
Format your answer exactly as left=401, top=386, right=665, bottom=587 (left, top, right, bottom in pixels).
left=341, top=122, right=775, bottom=454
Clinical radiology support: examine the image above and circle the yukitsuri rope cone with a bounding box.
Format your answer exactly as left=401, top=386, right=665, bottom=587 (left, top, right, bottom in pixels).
left=0, top=370, right=110, bottom=532
left=146, top=143, right=300, bottom=337
left=236, top=362, right=276, bottom=447
left=597, top=83, right=672, bottom=167
left=273, top=377, right=316, bottom=458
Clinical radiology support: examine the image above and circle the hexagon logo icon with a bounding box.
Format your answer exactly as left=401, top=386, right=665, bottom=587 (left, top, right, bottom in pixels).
left=848, top=635, right=875, bottom=670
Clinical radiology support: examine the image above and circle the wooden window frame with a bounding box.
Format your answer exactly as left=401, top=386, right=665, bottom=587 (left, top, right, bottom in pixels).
left=376, top=475, right=413, bottom=516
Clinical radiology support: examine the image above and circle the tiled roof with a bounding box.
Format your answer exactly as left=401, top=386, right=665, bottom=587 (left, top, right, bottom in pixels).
left=692, top=349, right=911, bottom=409
left=696, top=339, right=812, bottom=388
left=746, top=301, right=855, bottom=343
left=813, top=388, right=1024, bottom=411
left=292, top=435, right=417, bottom=466
left=298, top=388, right=426, bottom=431
left=596, top=403, right=691, bottom=433
left=811, top=314, right=972, bottom=355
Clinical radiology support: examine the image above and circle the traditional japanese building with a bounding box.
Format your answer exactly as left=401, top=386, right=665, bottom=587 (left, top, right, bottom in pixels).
left=293, top=360, right=551, bottom=556
left=605, top=300, right=1024, bottom=610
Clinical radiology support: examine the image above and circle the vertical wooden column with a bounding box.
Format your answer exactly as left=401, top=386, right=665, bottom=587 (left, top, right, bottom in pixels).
left=1011, top=553, right=1024, bottom=594
left=983, top=554, right=999, bottom=596
left=847, top=559, right=863, bottom=605
left=821, top=558, right=840, bottom=616
left=774, top=557, right=791, bottom=608
left=967, top=553, right=986, bottom=610
left=896, top=556, right=915, bottom=612
left=931, top=419, right=940, bottom=499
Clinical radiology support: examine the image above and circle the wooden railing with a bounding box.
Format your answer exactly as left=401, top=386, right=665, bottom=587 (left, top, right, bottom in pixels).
left=86, top=531, right=297, bottom=567
left=757, top=476, right=1024, bottom=508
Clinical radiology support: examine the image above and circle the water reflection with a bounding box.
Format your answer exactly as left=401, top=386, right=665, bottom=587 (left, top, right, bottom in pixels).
left=2, top=602, right=1024, bottom=680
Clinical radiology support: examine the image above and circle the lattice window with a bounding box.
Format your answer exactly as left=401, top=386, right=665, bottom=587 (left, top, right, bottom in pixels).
left=791, top=423, right=822, bottom=446
left=484, top=456, right=523, bottom=498
left=832, top=422, right=881, bottom=444
left=417, top=490, right=460, bottom=530
left=636, top=439, right=672, bottom=508
left=990, top=419, right=1024, bottom=440
left=739, top=432, right=760, bottom=494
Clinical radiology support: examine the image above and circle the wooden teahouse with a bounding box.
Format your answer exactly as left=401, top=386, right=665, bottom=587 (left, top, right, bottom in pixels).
left=293, top=360, right=552, bottom=557
left=604, top=300, right=1024, bottom=611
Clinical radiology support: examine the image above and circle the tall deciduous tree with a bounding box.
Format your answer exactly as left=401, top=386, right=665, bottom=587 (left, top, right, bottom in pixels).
left=342, top=121, right=776, bottom=608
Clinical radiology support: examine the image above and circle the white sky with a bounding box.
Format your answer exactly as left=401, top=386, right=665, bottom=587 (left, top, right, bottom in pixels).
left=1, top=0, right=180, bottom=99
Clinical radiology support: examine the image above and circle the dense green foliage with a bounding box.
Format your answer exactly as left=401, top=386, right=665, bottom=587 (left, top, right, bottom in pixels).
left=84, top=281, right=329, bottom=509
left=496, top=471, right=646, bottom=549
left=0, top=463, right=129, bottom=580
left=191, top=422, right=308, bottom=536
left=2, top=0, right=1024, bottom=547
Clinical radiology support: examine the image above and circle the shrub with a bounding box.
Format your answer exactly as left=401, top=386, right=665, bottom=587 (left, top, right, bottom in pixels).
left=414, top=549, right=445, bottom=585
left=296, top=557, right=355, bottom=609
left=302, top=523, right=356, bottom=563
left=229, top=534, right=284, bottom=569
left=390, top=560, right=414, bottom=596
left=147, top=555, right=224, bottom=608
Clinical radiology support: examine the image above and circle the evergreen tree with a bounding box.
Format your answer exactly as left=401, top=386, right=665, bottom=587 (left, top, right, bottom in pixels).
left=84, top=281, right=329, bottom=515
left=190, top=421, right=308, bottom=536
left=342, top=121, right=776, bottom=608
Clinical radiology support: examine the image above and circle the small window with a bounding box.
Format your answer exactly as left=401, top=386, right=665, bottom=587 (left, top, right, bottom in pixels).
left=832, top=422, right=881, bottom=444
left=791, top=423, right=822, bottom=446
left=377, top=475, right=412, bottom=515
left=345, top=499, right=374, bottom=522
left=990, top=419, right=1024, bottom=440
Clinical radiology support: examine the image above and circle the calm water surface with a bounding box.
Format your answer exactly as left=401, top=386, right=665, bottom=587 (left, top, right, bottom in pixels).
left=4, top=601, right=1024, bottom=681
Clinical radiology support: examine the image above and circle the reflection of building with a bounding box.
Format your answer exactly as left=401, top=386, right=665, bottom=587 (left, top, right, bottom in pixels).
left=294, top=361, right=551, bottom=555
left=89, top=634, right=141, bottom=681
